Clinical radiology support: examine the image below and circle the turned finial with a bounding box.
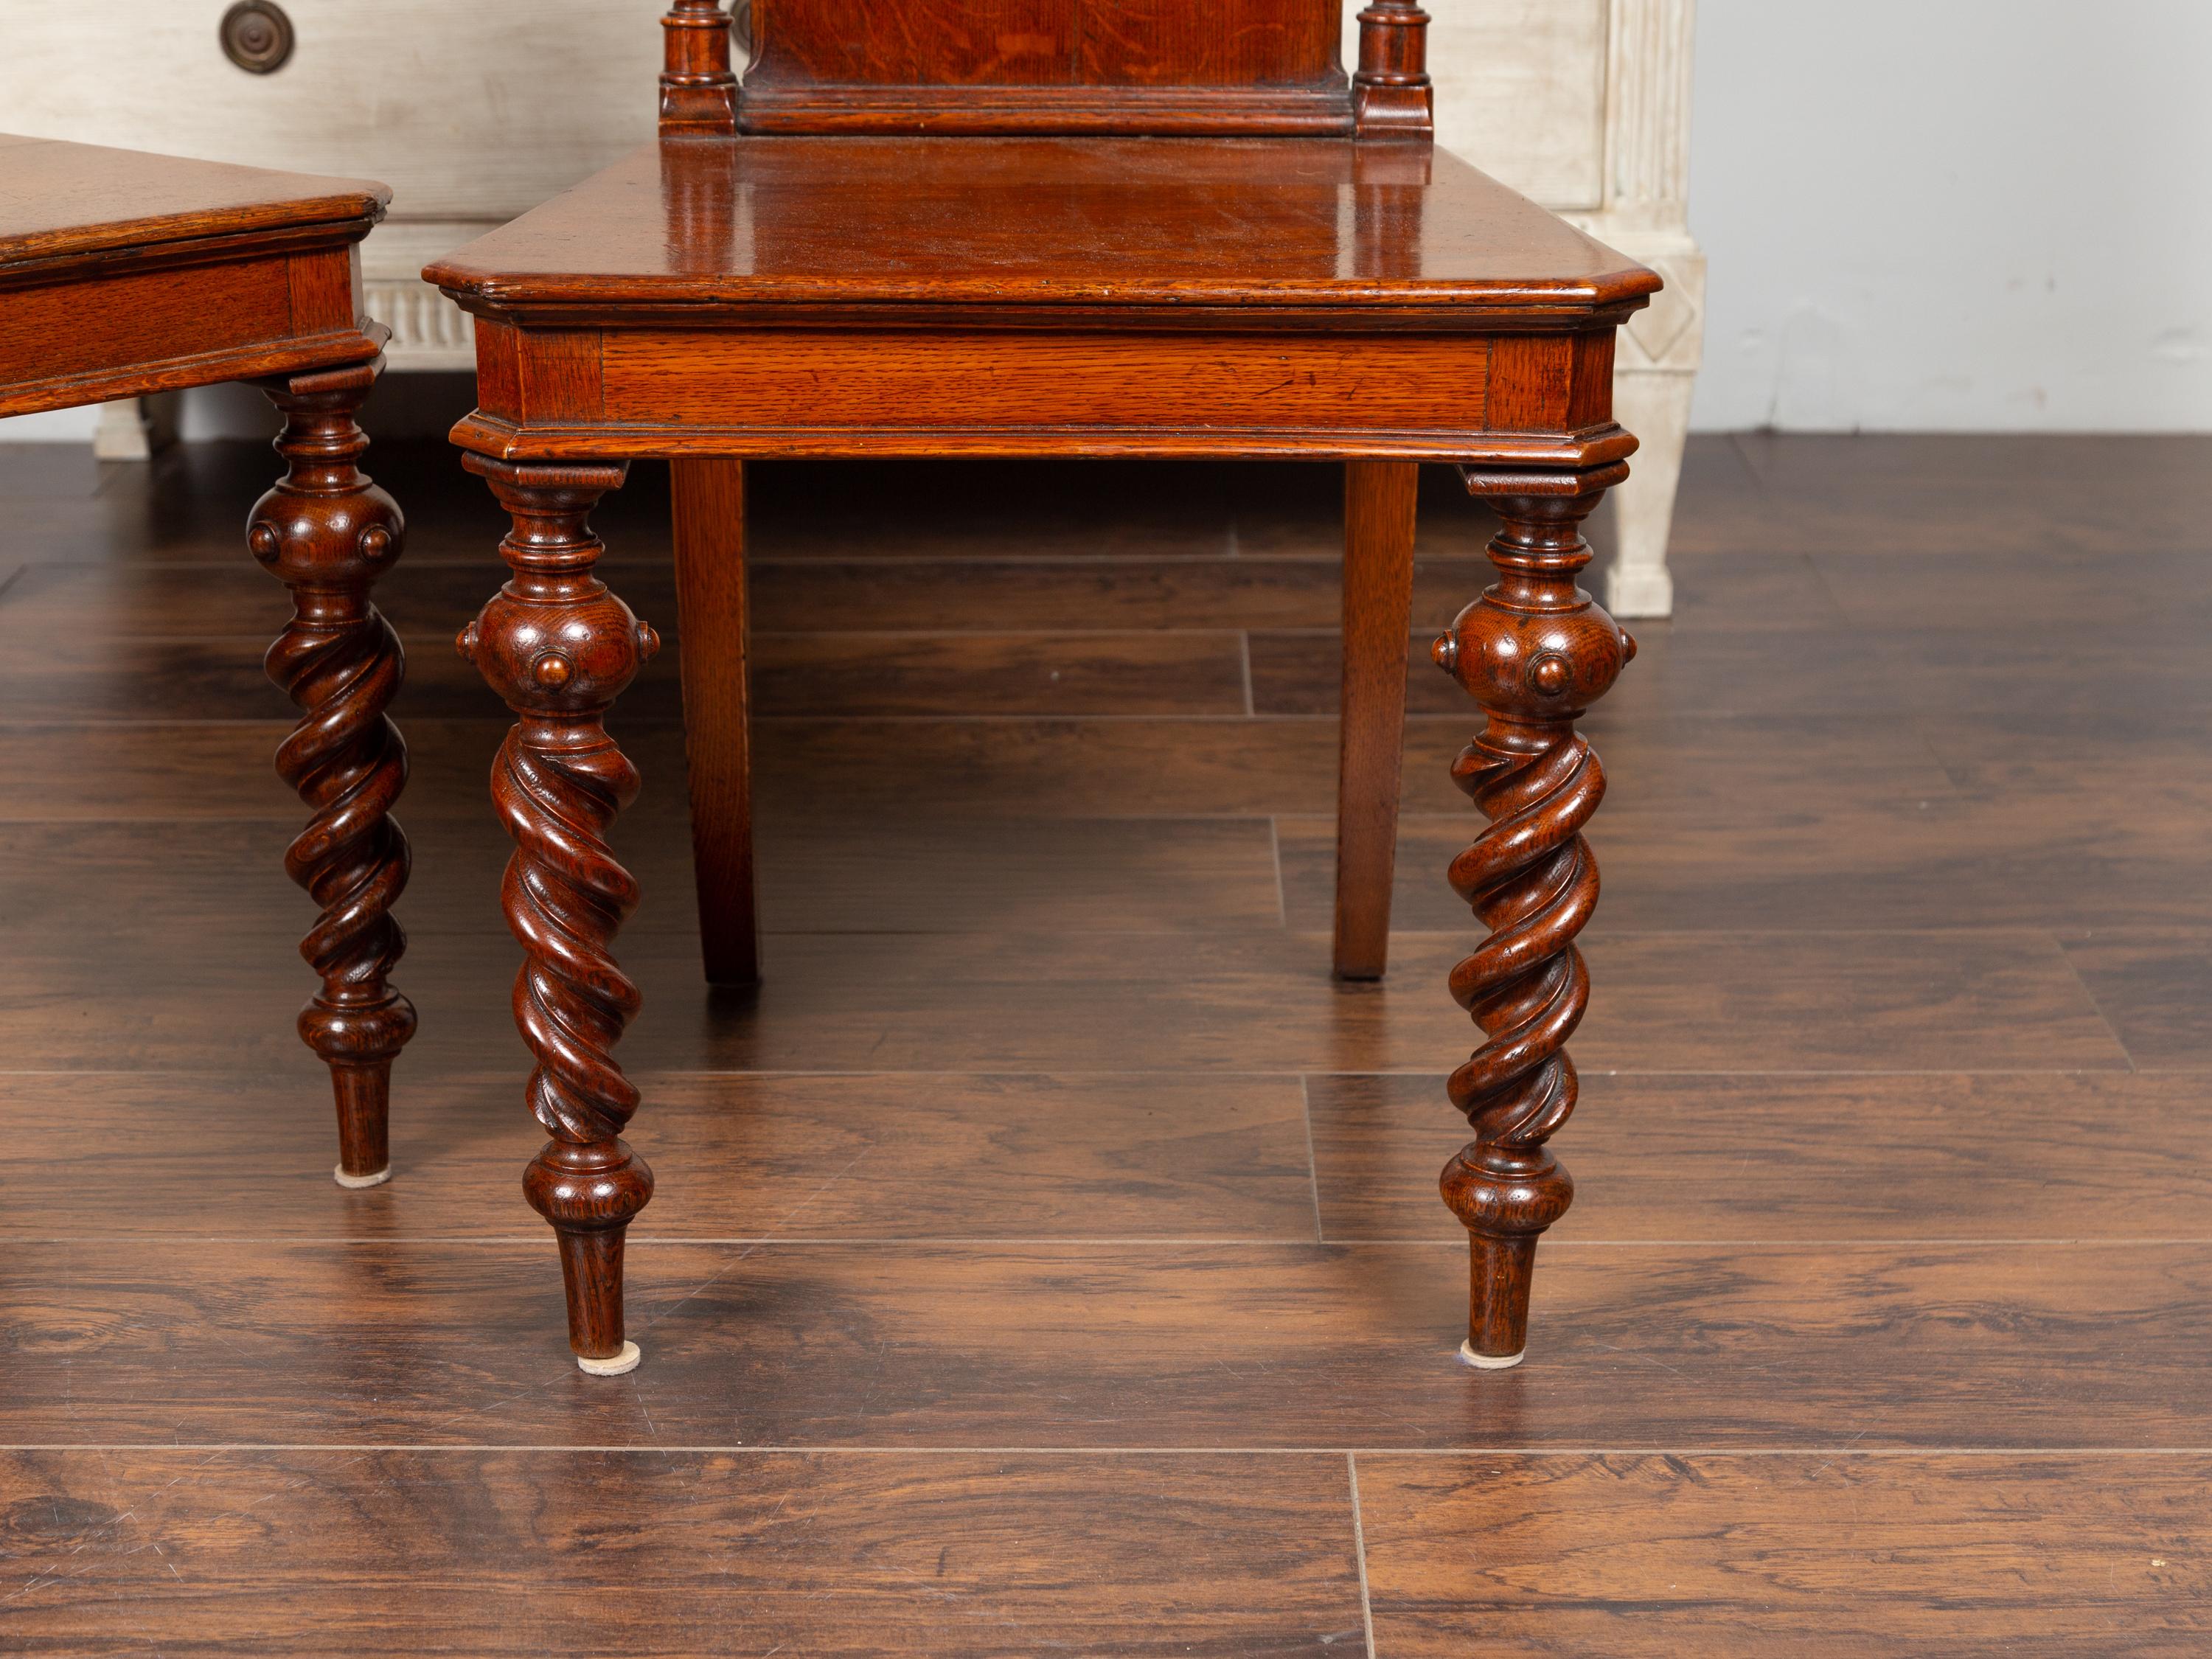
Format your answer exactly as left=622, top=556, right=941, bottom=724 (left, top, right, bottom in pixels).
left=1354, top=1, right=1433, bottom=138
left=661, top=0, right=740, bottom=136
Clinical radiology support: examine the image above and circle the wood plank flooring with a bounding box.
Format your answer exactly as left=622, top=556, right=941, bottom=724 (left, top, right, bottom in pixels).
left=1, top=434, right=2208, bottom=1652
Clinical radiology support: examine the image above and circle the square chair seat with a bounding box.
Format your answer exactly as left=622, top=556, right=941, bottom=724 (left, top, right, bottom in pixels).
left=0, top=133, right=385, bottom=279
left=425, top=136, right=1658, bottom=324
left=0, top=134, right=389, bottom=420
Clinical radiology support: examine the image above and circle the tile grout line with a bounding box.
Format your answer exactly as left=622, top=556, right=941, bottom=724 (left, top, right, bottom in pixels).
left=1267, top=815, right=1288, bottom=926
left=0, top=1071, right=2185, bottom=1084
left=1347, top=1452, right=1378, bottom=1659
left=3, top=552, right=1394, bottom=572
left=1298, top=1074, right=1325, bottom=1243
left=20, top=1444, right=2212, bottom=1457
left=21, top=1235, right=2212, bottom=1248
left=2046, top=936, right=2143, bottom=1076
left=0, top=1068, right=2193, bottom=1086
left=5, top=707, right=1975, bottom=728
left=0, top=711, right=1496, bottom=729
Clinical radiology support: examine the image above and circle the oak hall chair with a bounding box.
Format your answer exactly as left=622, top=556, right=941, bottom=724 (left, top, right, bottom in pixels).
left=426, top=1, right=1658, bottom=1377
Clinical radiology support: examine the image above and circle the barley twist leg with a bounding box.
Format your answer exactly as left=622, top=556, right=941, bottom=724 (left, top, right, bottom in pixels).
left=1433, top=463, right=1635, bottom=1367
left=460, top=455, right=659, bottom=1375
left=251, top=358, right=414, bottom=1187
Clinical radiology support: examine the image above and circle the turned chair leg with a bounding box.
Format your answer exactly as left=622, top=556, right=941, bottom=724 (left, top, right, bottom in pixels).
left=460, top=456, right=658, bottom=1375
left=1433, top=462, right=1635, bottom=1367
left=669, top=457, right=760, bottom=988
left=250, top=359, right=416, bottom=1188
left=1333, top=460, right=1419, bottom=981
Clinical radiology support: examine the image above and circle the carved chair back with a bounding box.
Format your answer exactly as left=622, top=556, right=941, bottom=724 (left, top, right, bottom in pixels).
left=660, top=0, right=1431, bottom=138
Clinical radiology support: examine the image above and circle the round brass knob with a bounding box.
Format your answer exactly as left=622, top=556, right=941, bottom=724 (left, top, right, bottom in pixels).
left=220, top=1, right=295, bottom=74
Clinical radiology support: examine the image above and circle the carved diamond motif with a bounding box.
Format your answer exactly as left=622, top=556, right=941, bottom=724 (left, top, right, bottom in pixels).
left=1624, top=272, right=1700, bottom=368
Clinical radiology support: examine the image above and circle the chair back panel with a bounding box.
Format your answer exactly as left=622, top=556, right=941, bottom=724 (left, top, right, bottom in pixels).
left=662, top=1, right=1430, bottom=139
left=742, top=0, right=1361, bottom=135
left=759, top=0, right=1339, bottom=90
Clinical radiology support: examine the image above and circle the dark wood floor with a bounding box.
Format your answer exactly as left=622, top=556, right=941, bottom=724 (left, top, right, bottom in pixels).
left=2, top=431, right=2210, bottom=1654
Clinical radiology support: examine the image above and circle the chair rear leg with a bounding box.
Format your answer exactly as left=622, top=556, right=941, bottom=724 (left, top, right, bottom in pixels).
left=1332, top=460, right=1419, bottom=981
left=671, top=457, right=761, bottom=987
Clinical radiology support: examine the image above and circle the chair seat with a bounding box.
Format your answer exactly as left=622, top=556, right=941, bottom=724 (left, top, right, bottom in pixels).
left=0, top=134, right=385, bottom=277
left=425, top=136, right=1655, bottom=323
left=1, top=135, right=389, bottom=422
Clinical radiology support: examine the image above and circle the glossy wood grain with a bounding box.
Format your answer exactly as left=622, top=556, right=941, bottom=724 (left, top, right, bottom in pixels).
left=0, top=627, right=1258, bottom=721
left=0, top=1071, right=1320, bottom=1240
left=0, top=1450, right=1369, bottom=1658
left=0, top=717, right=1422, bottom=822
left=0, top=136, right=383, bottom=271
left=0, top=549, right=1503, bottom=636
left=1680, top=432, right=2212, bottom=560
left=594, top=327, right=1495, bottom=437
left=1308, top=1071, right=2212, bottom=1242
left=7, top=1238, right=2212, bottom=1447
left=1, top=260, right=290, bottom=387
left=743, top=0, right=1349, bottom=140
left=0, top=817, right=1291, bottom=939
left=425, top=139, right=1652, bottom=317
left=0, top=698, right=2101, bottom=838
left=15, top=1067, right=2210, bottom=1251
left=714, top=0, right=1427, bottom=146
left=1357, top=1454, right=2212, bottom=1657
left=0, top=924, right=2128, bottom=1078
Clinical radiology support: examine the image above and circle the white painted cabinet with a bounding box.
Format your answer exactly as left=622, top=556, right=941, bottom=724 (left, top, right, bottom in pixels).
left=0, top=0, right=668, bottom=371
left=1, top=0, right=1697, bottom=611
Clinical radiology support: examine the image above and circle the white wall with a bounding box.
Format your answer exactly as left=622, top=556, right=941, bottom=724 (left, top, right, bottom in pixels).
left=1689, top=0, right=2212, bottom=431
left=3, top=406, right=102, bottom=442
